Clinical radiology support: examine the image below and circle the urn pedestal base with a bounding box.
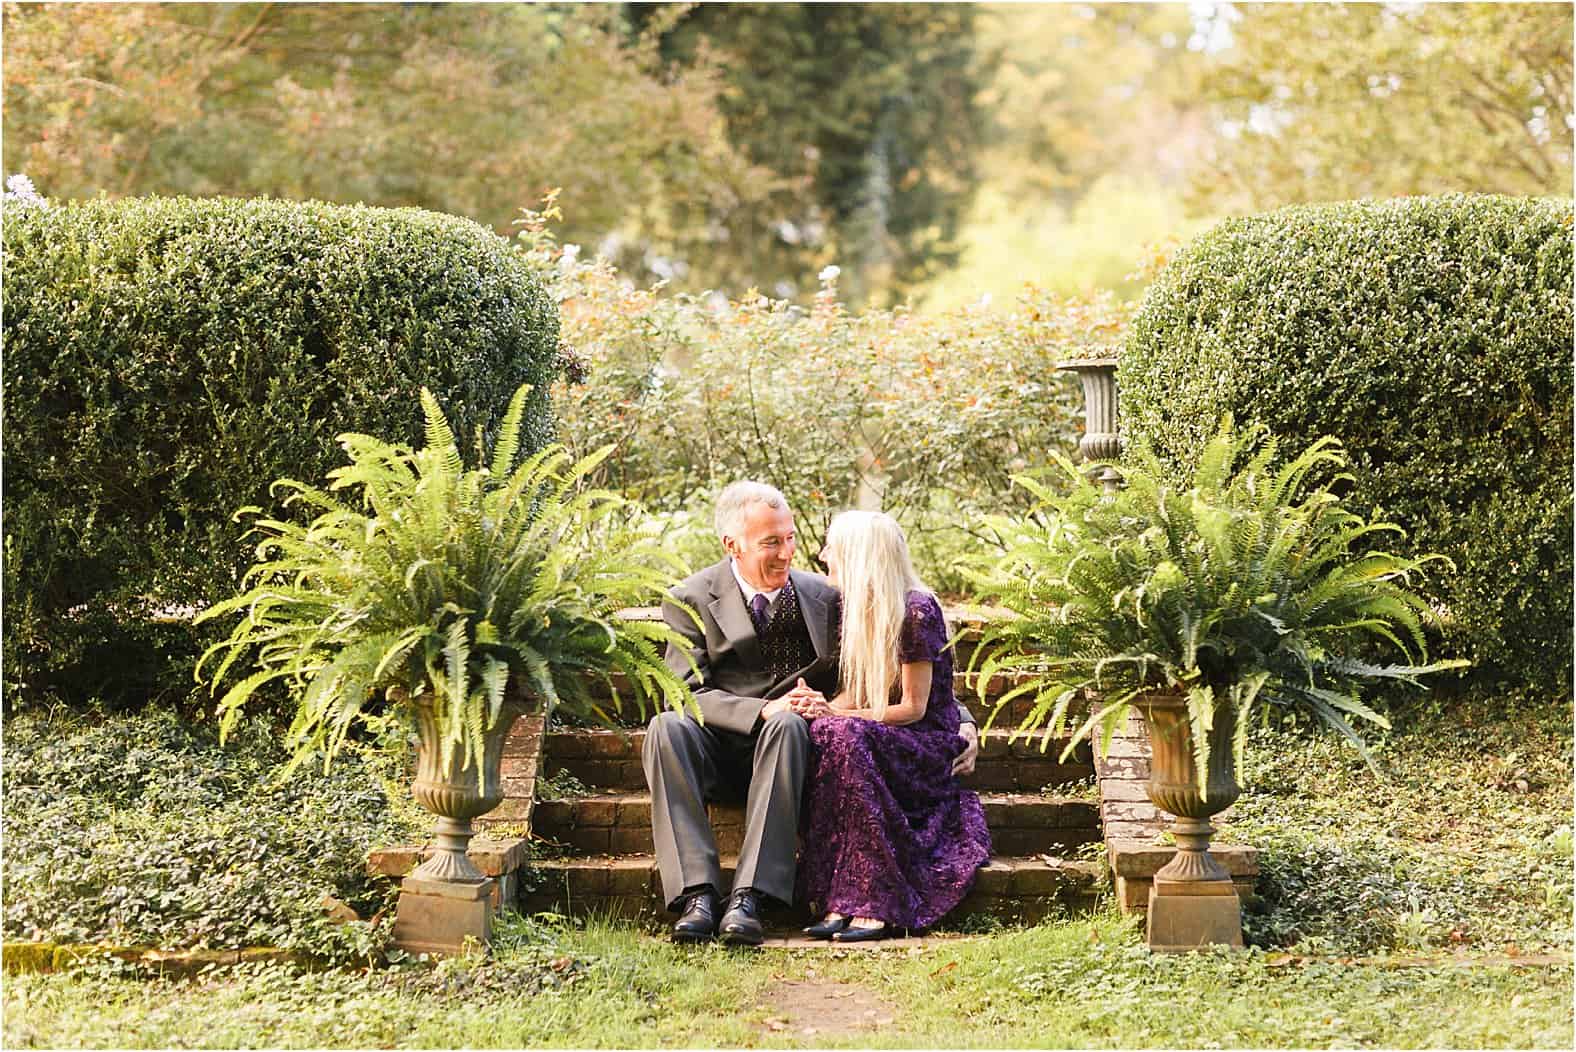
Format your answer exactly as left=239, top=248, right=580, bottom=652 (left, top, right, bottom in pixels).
left=392, top=875, right=497, bottom=956
left=1146, top=876, right=1243, bottom=952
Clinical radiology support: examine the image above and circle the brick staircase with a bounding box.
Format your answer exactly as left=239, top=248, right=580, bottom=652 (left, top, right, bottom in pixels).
left=510, top=646, right=1111, bottom=929
left=444, top=609, right=1260, bottom=935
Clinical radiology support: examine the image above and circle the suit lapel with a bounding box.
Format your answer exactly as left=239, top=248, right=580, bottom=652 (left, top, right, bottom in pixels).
left=708, top=560, right=763, bottom=669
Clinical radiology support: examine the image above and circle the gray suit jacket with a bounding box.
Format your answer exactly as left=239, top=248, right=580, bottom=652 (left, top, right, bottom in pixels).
left=662, top=560, right=839, bottom=736
left=661, top=558, right=973, bottom=737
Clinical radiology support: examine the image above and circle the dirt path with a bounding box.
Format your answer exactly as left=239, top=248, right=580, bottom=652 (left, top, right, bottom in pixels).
left=756, top=978, right=900, bottom=1041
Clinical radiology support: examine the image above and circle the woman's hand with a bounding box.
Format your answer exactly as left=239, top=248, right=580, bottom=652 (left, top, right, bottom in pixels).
left=784, top=678, right=833, bottom=719
left=825, top=664, right=933, bottom=724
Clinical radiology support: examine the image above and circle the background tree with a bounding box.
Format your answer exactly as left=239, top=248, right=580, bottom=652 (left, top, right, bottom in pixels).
left=5, top=2, right=1569, bottom=305
left=1185, top=2, right=1574, bottom=212
left=924, top=2, right=1213, bottom=307
left=976, top=3, right=1203, bottom=205
left=632, top=2, right=987, bottom=304
left=2, top=3, right=786, bottom=291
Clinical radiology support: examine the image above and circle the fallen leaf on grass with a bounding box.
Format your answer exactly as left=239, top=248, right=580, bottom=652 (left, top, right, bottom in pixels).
left=929, top=960, right=958, bottom=978
left=550, top=956, right=573, bottom=972
left=874, top=1016, right=895, bottom=1026
left=764, top=1018, right=788, bottom=1032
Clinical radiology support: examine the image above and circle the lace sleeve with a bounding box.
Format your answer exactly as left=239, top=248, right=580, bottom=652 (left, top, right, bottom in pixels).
left=898, top=592, right=945, bottom=664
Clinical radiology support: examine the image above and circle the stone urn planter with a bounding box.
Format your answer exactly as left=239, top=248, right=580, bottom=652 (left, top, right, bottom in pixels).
left=965, top=416, right=1466, bottom=954
left=391, top=686, right=535, bottom=955
left=1136, top=692, right=1243, bottom=950
left=400, top=686, right=532, bottom=885
left=195, top=383, right=697, bottom=956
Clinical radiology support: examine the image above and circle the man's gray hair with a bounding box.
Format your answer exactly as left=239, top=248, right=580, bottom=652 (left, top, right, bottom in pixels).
left=714, top=481, right=789, bottom=542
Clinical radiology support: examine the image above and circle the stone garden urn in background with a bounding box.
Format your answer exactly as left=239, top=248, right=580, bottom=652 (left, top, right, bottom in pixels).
left=1059, top=356, right=1123, bottom=494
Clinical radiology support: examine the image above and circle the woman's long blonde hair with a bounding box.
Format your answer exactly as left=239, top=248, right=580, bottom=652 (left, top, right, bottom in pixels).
left=825, top=510, right=934, bottom=720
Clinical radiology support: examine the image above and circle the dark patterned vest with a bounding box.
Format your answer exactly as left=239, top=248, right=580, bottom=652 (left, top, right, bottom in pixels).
left=759, top=578, right=818, bottom=685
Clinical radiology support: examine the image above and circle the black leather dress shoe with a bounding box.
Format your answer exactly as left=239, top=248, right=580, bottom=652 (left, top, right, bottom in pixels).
left=803, top=915, right=849, bottom=940
left=832, top=922, right=889, bottom=943
left=672, top=888, right=719, bottom=943
left=718, top=888, right=764, bottom=946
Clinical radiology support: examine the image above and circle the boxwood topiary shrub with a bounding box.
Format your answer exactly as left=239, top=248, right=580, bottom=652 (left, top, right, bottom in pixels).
left=3, top=196, right=561, bottom=712
left=1121, top=194, right=1572, bottom=694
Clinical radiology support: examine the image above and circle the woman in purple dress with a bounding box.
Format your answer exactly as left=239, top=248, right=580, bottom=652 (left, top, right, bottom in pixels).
left=795, top=510, right=991, bottom=941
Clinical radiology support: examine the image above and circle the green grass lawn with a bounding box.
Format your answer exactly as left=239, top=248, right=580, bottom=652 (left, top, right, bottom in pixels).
left=5, top=912, right=1570, bottom=1049
left=5, top=689, right=1570, bottom=1048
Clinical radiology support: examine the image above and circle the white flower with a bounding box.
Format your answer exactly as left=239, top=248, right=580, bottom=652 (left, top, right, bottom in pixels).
left=3, top=173, right=47, bottom=210
left=818, top=264, right=841, bottom=283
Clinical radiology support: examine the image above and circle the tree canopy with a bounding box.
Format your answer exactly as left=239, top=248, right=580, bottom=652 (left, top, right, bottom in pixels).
left=1186, top=2, right=1573, bottom=211
left=5, top=2, right=1570, bottom=304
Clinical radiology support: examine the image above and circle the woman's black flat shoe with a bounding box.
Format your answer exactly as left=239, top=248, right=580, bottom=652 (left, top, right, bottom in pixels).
left=803, top=916, right=849, bottom=939
left=832, top=923, right=888, bottom=943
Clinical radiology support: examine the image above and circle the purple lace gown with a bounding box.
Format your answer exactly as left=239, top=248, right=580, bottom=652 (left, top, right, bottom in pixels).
left=796, top=591, right=992, bottom=929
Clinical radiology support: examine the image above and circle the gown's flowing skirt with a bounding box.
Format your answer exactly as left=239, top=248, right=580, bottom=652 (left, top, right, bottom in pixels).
left=797, top=715, right=991, bottom=929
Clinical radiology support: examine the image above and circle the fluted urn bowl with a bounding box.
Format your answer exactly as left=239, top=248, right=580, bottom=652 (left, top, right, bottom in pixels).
left=395, top=686, right=531, bottom=884
left=1136, top=691, right=1240, bottom=885
left=1057, top=357, right=1123, bottom=492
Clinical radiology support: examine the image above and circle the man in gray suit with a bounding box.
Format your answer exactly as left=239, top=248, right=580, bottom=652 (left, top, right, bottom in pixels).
left=643, top=481, right=978, bottom=945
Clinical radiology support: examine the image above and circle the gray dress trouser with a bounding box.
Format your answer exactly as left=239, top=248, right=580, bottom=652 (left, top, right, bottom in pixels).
left=642, top=708, right=809, bottom=911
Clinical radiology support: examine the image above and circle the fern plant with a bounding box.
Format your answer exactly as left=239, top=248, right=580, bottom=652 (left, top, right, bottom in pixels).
left=966, top=418, right=1466, bottom=786
left=196, top=384, right=697, bottom=777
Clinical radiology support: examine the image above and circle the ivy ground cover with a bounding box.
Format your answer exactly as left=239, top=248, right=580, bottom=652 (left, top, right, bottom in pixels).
left=4, top=689, right=1568, bottom=1048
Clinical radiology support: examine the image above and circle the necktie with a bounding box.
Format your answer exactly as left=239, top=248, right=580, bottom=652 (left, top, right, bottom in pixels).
left=750, top=593, right=770, bottom=635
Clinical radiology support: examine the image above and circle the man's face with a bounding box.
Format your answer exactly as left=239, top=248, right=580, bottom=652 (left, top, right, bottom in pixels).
left=725, top=501, right=796, bottom=592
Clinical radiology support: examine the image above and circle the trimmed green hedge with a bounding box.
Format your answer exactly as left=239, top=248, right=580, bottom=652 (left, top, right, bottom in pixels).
left=1122, top=194, right=1573, bottom=693
left=3, top=196, right=560, bottom=711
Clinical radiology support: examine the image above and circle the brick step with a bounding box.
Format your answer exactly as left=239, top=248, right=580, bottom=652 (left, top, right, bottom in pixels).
left=520, top=854, right=1105, bottom=928
left=537, top=728, right=1095, bottom=794
left=533, top=791, right=1101, bottom=858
